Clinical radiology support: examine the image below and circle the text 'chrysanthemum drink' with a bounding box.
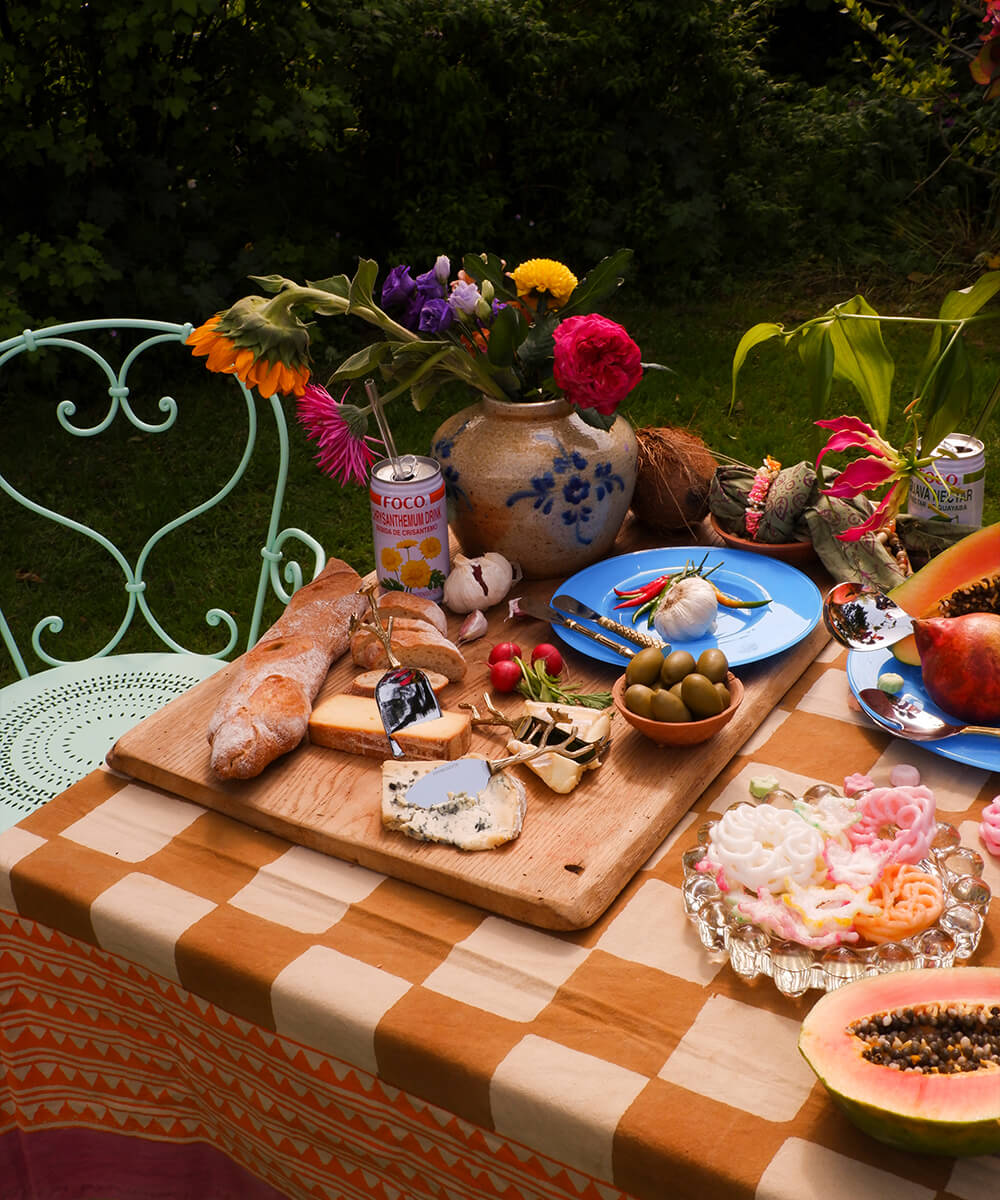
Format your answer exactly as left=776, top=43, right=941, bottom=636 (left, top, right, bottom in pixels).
left=370, top=456, right=450, bottom=601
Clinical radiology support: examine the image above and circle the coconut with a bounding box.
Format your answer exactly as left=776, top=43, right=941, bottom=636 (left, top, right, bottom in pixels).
left=630, top=426, right=718, bottom=534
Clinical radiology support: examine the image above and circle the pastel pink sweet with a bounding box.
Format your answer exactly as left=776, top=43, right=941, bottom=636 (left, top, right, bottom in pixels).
left=735, top=889, right=859, bottom=949
left=980, top=798, right=1000, bottom=858
left=709, top=804, right=825, bottom=894
left=794, top=793, right=861, bottom=840
left=823, top=840, right=890, bottom=890
left=889, top=763, right=921, bottom=788
left=843, top=772, right=875, bottom=797
left=781, top=879, right=879, bottom=935
left=847, top=784, right=936, bottom=865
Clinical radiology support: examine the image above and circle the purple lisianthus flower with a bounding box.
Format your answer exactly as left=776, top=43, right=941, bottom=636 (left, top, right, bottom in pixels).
left=418, top=298, right=454, bottom=333
left=381, top=265, right=415, bottom=311
left=415, top=255, right=450, bottom=300
left=448, top=280, right=481, bottom=316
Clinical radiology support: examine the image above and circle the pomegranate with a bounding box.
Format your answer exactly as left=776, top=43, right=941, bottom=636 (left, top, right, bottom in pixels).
left=913, top=613, right=1000, bottom=724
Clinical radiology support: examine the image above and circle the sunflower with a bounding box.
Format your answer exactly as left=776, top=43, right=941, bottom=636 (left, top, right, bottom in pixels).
left=400, top=559, right=431, bottom=589
left=187, top=294, right=312, bottom=398
left=510, top=259, right=579, bottom=310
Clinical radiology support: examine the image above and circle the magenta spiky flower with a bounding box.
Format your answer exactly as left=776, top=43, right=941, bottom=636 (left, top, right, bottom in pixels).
left=297, top=383, right=383, bottom=487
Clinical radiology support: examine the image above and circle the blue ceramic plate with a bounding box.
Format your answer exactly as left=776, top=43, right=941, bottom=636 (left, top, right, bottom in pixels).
left=552, top=547, right=822, bottom=668
left=846, top=647, right=1000, bottom=773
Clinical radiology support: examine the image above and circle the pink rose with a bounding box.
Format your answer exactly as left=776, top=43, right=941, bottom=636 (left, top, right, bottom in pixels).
left=552, top=314, right=642, bottom=415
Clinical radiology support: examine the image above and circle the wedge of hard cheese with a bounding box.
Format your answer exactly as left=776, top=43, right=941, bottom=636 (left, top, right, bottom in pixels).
left=309, top=693, right=471, bottom=760
left=381, top=759, right=526, bottom=850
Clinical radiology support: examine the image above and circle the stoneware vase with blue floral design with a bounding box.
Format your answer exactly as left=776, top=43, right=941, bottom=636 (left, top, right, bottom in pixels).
left=431, top=395, right=638, bottom=579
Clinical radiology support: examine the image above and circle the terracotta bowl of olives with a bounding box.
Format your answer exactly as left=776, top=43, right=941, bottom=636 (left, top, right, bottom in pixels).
left=612, top=645, right=745, bottom=746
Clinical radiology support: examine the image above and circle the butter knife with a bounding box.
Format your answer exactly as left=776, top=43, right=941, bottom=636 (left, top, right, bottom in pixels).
left=509, top=597, right=636, bottom=660
left=552, top=593, right=664, bottom=650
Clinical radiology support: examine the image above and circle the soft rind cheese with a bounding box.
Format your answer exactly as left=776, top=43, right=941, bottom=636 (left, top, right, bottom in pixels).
left=381, top=760, right=526, bottom=851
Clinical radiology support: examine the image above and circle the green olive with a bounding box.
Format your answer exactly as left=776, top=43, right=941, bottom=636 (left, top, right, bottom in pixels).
left=624, top=683, right=657, bottom=719
left=626, top=646, right=666, bottom=688
left=681, top=672, right=725, bottom=719
left=714, top=681, right=731, bottom=708
left=696, top=647, right=729, bottom=684
left=651, top=689, right=692, bottom=723
left=660, top=649, right=697, bottom=686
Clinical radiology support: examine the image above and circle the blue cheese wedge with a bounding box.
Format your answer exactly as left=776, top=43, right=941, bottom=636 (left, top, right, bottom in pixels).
left=381, top=759, right=526, bottom=851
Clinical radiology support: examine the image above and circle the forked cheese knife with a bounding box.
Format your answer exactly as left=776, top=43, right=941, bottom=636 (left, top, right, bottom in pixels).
left=403, top=726, right=597, bottom=808
left=359, top=588, right=442, bottom=758
left=551, top=593, right=663, bottom=650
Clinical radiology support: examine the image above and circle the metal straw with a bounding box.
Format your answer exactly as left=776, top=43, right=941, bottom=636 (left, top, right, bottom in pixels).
left=365, top=377, right=414, bottom=480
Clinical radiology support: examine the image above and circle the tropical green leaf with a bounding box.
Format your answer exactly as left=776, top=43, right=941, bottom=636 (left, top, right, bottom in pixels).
left=937, top=270, right=1000, bottom=322
left=730, top=321, right=784, bottom=410
left=921, top=339, right=972, bottom=455
left=827, top=296, right=894, bottom=432
left=797, top=322, right=834, bottom=429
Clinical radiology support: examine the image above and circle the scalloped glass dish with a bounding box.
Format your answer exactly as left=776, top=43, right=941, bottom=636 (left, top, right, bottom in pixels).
left=681, top=818, right=990, bottom=997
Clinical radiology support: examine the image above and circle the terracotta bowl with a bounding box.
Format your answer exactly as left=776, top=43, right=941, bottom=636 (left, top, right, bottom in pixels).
left=612, top=671, right=745, bottom=747
left=709, top=514, right=817, bottom=566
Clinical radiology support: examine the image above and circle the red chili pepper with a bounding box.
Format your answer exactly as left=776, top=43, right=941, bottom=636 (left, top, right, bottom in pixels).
left=612, top=574, right=671, bottom=609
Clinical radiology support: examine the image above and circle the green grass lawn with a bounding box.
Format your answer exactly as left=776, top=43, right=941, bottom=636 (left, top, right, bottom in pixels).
left=2, top=272, right=998, bottom=689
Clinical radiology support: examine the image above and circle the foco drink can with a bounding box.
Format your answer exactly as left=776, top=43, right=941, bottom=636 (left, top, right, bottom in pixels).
left=907, top=433, right=986, bottom=527
left=369, top=456, right=449, bottom=600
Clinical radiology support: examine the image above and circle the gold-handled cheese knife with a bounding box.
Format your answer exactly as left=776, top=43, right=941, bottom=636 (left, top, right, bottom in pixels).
left=551, top=593, right=663, bottom=650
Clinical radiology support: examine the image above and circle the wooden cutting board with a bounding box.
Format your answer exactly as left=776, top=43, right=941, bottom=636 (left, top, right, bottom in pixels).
left=107, top=543, right=831, bottom=930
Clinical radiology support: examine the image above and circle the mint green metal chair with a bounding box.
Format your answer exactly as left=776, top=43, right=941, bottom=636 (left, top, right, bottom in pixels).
left=0, top=319, right=325, bottom=830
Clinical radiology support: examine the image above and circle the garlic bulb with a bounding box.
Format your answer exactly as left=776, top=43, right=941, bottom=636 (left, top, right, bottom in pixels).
left=652, top=576, right=718, bottom=641
left=443, top=552, right=514, bottom=613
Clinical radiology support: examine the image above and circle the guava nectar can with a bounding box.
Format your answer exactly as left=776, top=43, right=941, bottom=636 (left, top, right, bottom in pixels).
left=369, top=455, right=449, bottom=600
left=907, top=433, right=986, bottom=527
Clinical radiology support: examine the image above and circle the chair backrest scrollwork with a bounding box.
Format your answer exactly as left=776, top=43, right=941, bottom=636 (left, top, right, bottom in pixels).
left=0, top=318, right=325, bottom=680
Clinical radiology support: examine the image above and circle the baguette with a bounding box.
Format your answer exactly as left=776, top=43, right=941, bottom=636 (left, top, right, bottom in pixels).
left=350, top=622, right=468, bottom=682
left=207, top=558, right=367, bottom=779
left=376, top=591, right=449, bottom=636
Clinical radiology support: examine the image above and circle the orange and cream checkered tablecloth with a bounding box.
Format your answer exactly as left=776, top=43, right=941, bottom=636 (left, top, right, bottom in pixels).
left=1, top=641, right=998, bottom=1200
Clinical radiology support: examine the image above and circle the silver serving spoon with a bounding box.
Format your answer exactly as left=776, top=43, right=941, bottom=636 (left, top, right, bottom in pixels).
left=858, top=688, right=1000, bottom=742
left=823, top=581, right=915, bottom=650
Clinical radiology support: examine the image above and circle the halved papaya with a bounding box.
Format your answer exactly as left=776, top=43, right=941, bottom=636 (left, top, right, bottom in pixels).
left=799, top=967, right=1000, bottom=1156
left=889, top=520, right=1000, bottom=665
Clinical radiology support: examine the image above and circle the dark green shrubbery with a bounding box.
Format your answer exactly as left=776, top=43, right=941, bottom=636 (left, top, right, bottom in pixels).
left=0, top=0, right=986, bottom=333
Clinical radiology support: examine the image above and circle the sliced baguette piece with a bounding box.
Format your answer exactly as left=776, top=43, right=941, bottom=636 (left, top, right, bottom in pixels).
left=381, top=758, right=526, bottom=850
left=350, top=624, right=467, bottom=682
left=349, top=668, right=451, bottom=698
left=377, top=591, right=449, bottom=636
left=309, top=693, right=471, bottom=760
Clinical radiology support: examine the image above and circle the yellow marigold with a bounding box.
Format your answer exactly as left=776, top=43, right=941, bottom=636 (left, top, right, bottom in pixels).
left=510, top=259, right=578, bottom=309
left=419, top=536, right=442, bottom=559
left=400, top=559, right=431, bottom=589
left=380, top=547, right=403, bottom=571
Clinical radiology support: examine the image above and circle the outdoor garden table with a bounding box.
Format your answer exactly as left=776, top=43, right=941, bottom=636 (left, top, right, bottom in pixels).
left=0, top=531, right=998, bottom=1200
